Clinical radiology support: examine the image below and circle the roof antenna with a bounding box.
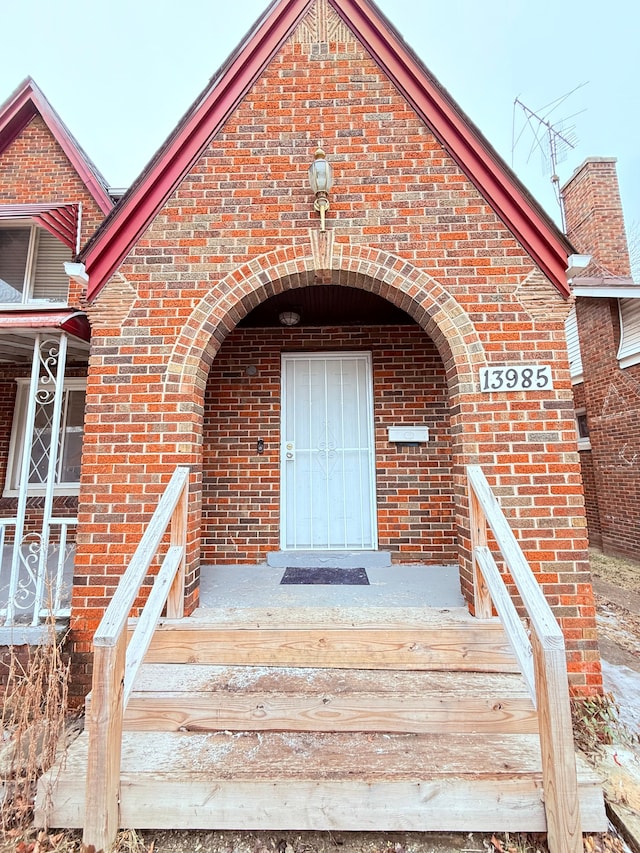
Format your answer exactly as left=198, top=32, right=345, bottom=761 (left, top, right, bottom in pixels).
left=511, top=83, right=587, bottom=232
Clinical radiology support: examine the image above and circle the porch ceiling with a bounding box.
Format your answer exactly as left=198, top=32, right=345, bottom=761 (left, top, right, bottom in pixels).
left=0, top=330, right=89, bottom=364
left=238, top=285, right=416, bottom=327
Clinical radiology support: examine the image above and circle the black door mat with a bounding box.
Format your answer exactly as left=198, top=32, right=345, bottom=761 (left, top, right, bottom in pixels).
left=280, top=566, right=370, bottom=585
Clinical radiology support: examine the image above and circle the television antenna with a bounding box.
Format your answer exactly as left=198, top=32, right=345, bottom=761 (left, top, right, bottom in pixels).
left=512, top=83, right=587, bottom=231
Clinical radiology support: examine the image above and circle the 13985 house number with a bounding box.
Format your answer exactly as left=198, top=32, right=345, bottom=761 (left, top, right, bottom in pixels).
left=479, top=365, right=553, bottom=392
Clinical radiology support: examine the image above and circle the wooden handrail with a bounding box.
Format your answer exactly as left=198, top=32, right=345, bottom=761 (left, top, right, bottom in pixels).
left=467, top=464, right=582, bottom=853
left=83, top=466, right=189, bottom=852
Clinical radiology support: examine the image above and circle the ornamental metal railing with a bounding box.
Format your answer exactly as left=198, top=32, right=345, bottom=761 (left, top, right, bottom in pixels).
left=0, top=332, right=77, bottom=627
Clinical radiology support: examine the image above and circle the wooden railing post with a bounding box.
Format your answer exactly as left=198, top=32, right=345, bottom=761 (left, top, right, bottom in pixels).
left=83, top=632, right=126, bottom=851
left=467, top=465, right=584, bottom=853
left=167, top=474, right=188, bottom=619
left=468, top=472, right=493, bottom=619
left=531, top=632, right=582, bottom=853
left=82, top=466, right=190, bottom=848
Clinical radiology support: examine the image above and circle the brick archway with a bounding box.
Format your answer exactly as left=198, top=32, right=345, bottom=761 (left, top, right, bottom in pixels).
left=162, top=243, right=487, bottom=604
left=164, top=244, right=486, bottom=405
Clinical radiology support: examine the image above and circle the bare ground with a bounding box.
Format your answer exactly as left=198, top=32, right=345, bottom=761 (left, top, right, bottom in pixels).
left=0, top=826, right=632, bottom=853
left=591, top=549, right=640, bottom=674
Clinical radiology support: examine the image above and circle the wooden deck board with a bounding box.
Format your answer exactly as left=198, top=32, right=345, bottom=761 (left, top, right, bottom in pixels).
left=36, top=730, right=606, bottom=832
left=186, top=606, right=477, bottom=627
left=130, top=664, right=530, bottom=695
left=119, top=666, right=538, bottom=734
left=137, top=620, right=519, bottom=671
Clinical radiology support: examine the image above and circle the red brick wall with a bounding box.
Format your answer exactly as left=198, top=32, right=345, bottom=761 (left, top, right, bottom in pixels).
left=572, top=382, right=602, bottom=548
left=563, top=159, right=640, bottom=560
left=562, top=158, right=631, bottom=277
left=202, top=325, right=455, bottom=564
left=575, top=298, right=640, bottom=559
left=70, top=13, right=597, bottom=697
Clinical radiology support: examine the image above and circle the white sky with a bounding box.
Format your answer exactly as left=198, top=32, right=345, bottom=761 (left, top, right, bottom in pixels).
left=2, top=0, right=639, bottom=237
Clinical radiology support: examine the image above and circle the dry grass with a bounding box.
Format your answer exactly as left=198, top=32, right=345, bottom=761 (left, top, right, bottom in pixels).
left=571, top=692, right=638, bottom=760
left=0, top=826, right=630, bottom=853
left=0, top=621, right=70, bottom=832
left=589, top=549, right=640, bottom=594
left=0, top=828, right=151, bottom=853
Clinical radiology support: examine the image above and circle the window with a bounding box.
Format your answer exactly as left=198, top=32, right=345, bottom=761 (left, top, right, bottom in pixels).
left=617, top=297, right=640, bottom=369
left=565, top=306, right=583, bottom=384
left=0, top=225, right=71, bottom=306
left=575, top=407, right=591, bottom=451
left=5, top=379, right=86, bottom=496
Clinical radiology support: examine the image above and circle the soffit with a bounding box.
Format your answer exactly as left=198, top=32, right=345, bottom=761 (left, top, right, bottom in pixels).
left=0, top=203, right=80, bottom=251
left=239, top=285, right=416, bottom=327
left=0, top=311, right=90, bottom=364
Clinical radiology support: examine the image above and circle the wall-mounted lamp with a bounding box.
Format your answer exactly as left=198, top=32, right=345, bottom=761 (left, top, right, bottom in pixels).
left=308, top=147, right=333, bottom=232
left=279, top=309, right=301, bottom=327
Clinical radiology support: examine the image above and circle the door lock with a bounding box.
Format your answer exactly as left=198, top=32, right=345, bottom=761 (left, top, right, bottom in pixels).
left=285, top=441, right=294, bottom=461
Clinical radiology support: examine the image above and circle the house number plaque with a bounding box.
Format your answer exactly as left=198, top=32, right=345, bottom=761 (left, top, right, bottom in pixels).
left=479, top=365, right=553, bottom=392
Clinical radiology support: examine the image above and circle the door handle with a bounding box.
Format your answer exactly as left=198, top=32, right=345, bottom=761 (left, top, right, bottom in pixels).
left=284, top=441, right=295, bottom=461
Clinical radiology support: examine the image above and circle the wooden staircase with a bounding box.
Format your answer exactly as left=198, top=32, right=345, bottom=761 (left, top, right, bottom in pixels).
left=36, top=606, right=605, bottom=833
left=35, top=467, right=607, bottom=853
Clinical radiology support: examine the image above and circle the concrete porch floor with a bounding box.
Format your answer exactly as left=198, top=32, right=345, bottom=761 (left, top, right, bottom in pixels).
left=198, top=562, right=465, bottom=610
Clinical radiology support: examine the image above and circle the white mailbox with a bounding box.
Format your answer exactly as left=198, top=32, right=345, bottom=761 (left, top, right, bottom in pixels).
left=388, top=426, right=429, bottom=443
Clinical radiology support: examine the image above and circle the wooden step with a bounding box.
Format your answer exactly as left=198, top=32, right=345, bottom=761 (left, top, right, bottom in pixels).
left=35, top=730, right=606, bottom=833
left=136, top=609, right=519, bottom=671
left=116, top=665, right=538, bottom=734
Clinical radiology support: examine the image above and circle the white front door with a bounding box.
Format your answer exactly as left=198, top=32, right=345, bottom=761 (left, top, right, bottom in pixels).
left=281, top=352, right=377, bottom=550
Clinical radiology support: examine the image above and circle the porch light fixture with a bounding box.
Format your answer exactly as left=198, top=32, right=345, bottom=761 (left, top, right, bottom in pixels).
left=279, top=309, right=301, bottom=326
left=308, top=147, right=333, bottom=232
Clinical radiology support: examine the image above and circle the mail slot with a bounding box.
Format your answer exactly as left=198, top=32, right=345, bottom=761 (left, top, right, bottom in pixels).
left=388, top=426, right=429, bottom=443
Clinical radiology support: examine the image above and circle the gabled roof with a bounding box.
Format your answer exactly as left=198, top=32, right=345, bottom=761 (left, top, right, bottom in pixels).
left=0, top=78, right=113, bottom=216
left=80, top=0, right=573, bottom=300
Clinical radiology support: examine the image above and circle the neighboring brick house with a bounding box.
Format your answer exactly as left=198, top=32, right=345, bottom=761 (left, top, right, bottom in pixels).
left=0, top=0, right=602, bottom=701
left=563, top=158, right=640, bottom=562
left=0, top=79, right=112, bottom=638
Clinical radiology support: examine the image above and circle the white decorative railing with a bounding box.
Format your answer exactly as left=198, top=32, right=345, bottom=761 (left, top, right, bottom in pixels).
left=467, top=464, right=582, bottom=853
left=0, top=517, right=76, bottom=626
left=1, top=331, right=77, bottom=628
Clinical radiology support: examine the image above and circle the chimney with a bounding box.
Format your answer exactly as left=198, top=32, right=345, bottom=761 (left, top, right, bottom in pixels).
left=561, top=157, right=631, bottom=277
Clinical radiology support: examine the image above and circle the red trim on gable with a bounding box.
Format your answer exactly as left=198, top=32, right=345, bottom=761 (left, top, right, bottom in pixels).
left=82, top=0, right=311, bottom=299
left=81, top=0, right=571, bottom=300
left=330, top=0, right=571, bottom=296
left=0, top=79, right=113, bottom=216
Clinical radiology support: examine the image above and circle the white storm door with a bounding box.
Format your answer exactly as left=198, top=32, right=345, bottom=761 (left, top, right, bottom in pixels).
left=281, top=352, right=377, bottom=550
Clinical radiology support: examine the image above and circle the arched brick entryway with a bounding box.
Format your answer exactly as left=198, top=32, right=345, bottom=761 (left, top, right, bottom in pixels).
left=165, top=244, right=485, bottom=399
left=164, top=243, right=487, bottom=605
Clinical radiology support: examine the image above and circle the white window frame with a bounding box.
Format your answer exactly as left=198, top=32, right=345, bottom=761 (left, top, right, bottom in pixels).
left=617, top=297, right=640, bottom=369
left=565, top=306, right=583, bottom=384
left=574, top=407, right=591, bottom=451
left=4, top=377, right=86, bottom=497
left=0, top=222, right=70, bottom=308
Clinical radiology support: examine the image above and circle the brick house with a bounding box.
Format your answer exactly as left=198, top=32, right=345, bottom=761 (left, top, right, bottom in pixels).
left=0, top=78, right=112, bottom=639
left=563, top=158, right=640, bottom=562
left=4, top=0, right=608, bottom=842
left=66, top=0, right=600, bottom=694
